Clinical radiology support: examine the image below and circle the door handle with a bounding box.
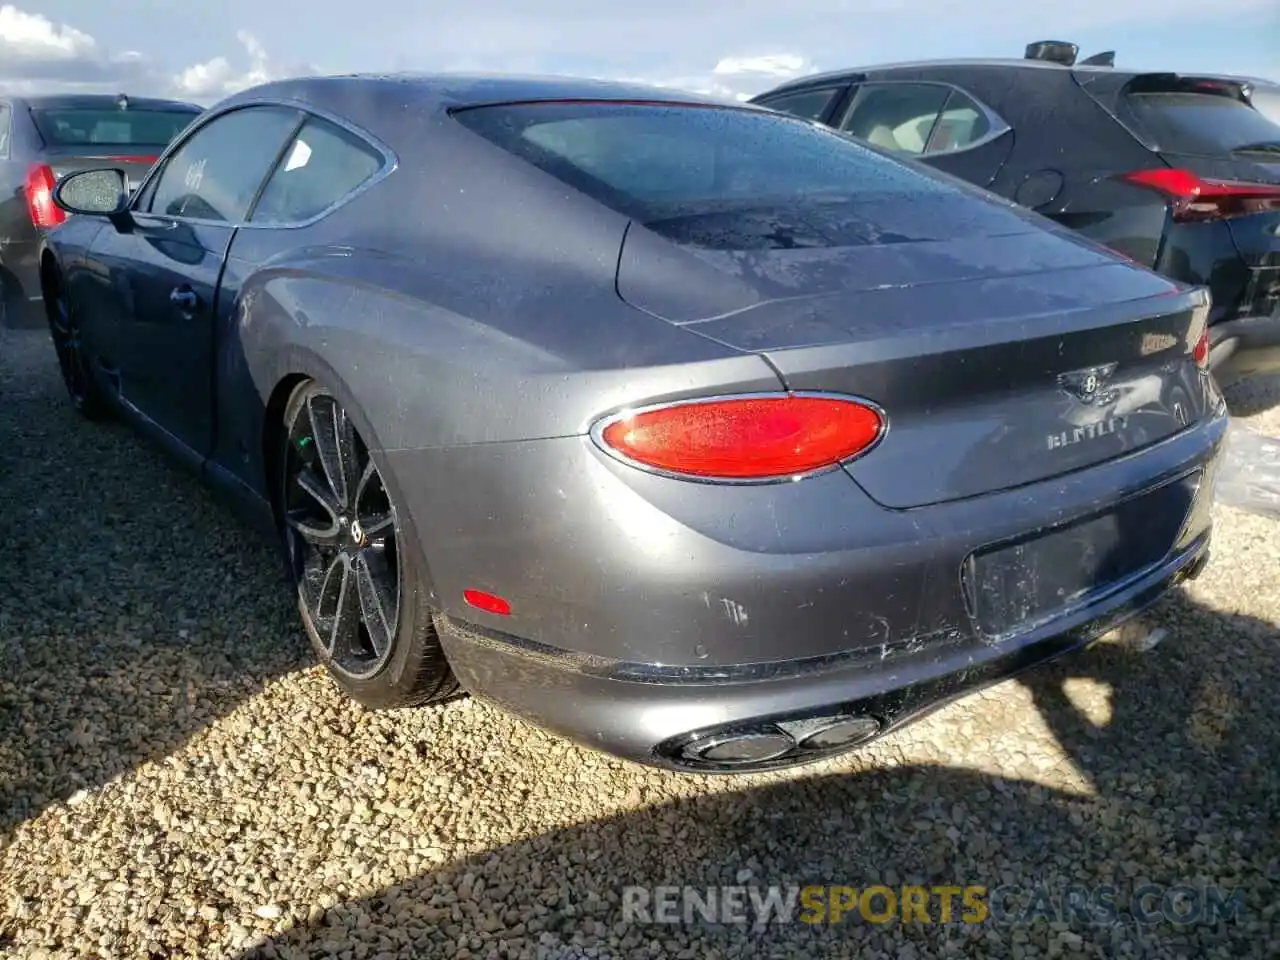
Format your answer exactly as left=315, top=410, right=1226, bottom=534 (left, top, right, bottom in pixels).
left=169, top=287, right=199, bottom=311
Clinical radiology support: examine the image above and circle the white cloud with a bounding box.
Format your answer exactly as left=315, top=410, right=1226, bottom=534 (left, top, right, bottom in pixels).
left=0, top=5, right=303, bottom=104
left=173, top=31, right=289, bottom=100
left=616, top=53, right=818, bottom=103
left=0, top=4, right=95, bottom=60
left=713, top=54, right=811, bottom=80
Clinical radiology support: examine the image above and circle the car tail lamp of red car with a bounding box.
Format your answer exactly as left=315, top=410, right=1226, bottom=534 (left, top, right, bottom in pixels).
left=25, top=163, right=66, bottom=229
left=595, top=394, right=885, bottom=481
left=1193, top=330, right=1211, bottom=369
left=1120, top=168, right=1280, bottom=223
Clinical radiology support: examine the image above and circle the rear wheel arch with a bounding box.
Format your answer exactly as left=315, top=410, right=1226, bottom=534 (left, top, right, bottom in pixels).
left=261, top=363, right=442, bottom=609
left=274, top=375, right=459, bottom=708
left=39, top=249, right=60, bottom=299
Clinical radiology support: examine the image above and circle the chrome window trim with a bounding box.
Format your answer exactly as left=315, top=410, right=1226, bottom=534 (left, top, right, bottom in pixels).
left=835, top=79, right=1012, bottom=159
left=126, top=97, right=398, bottom=231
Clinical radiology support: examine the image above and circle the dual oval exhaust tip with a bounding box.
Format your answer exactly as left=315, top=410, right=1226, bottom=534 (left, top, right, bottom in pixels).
left=674, top=713, right=884, bottom=770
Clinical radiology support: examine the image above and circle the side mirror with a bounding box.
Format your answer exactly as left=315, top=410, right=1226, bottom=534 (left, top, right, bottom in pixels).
left=51, top=168, right=132, bottom=223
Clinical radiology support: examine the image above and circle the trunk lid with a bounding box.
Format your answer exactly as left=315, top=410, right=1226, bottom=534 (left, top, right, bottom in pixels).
left=618, top=204, right=1216, bottom=510
left=39, top=146, right=162, bottom=193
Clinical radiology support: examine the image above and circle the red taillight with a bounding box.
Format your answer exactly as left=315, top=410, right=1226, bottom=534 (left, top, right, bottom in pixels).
left=1119, top=168, right=1280, bottom=222
left=24, top=163, right=66, bottom=228
left=595, top=394, right=884, bottom=481
left=1193, top=330, right=1211, bottom=369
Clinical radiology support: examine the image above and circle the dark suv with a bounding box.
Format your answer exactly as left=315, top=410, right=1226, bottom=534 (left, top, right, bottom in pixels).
left=0, top=93, right=201, bottom=327
left=752, top=43, right=1280, bottom=385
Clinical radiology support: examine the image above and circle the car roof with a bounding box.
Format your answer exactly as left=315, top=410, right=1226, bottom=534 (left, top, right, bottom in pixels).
left=218, top=72, right=746, bottom=115
left=759, top=59, right=1277, bottom=98
left=759, top=59, right=1131, bottom=95
left=9, top=93, right=202, bottom=111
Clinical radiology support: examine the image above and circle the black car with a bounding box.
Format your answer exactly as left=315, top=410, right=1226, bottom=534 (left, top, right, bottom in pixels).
left=751, top=42, right=1280, bottom=386
left=0, top=93, right=202, bottom=327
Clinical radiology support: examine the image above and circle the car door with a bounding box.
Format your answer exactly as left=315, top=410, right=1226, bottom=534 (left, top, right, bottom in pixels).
left=206, top=111, right=390, bottom=493
left=832, top=81, right=1014, bottom=188
left=89, top=104, right=301, bottom=462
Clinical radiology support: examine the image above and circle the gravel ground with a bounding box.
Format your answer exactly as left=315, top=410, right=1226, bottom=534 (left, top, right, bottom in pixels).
left=1, top=326, right=1277, bottom=960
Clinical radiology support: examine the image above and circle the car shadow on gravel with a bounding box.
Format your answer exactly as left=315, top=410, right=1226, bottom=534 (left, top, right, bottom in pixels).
left=0, top=331, right=311, bottom=839
left=1221, top=371, right=1280, bottom=419
left=236, top=591, right=1279, bottom=960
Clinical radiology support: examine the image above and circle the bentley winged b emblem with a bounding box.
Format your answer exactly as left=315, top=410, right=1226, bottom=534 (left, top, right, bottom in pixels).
left=1057, top=362, right=1119, bottom=407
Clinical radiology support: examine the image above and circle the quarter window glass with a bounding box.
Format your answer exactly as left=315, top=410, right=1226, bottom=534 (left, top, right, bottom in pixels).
left=0, top=105, right=10, bottom=156
left=838, top=84, right=951, bottom=155
left=756, top=88, right=842, bottom=122
left=251, top=117, right=384, bottom=223
left=923, top=92, right=993, bottom=153
left=145, top=106, right=299, bottom=222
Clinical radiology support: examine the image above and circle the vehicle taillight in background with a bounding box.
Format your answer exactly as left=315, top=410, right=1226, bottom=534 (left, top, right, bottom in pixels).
left=594, top=394, right=884, bottom=481
left=24, top=163, right=66, bottom=228
left=1119, top=168, right=1280, bottom=222
left=1193, top=330, right=1211, bottom=369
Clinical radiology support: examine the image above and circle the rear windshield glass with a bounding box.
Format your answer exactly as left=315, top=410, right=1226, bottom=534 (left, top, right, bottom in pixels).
left=1125, top=92, right=1280, bottom=156
left=32, top=108, right=198, bottom=147
left=451, top=102, right=961, bottom=250
left=1250, top=89, right=1280, bottom=127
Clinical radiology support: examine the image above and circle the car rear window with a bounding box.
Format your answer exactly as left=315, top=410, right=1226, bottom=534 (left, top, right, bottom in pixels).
left=1124, top=91, right=1280, bottom=156
left=1250, top=88, right=1280, bottom=127
left=31, top=108, right=198, bottom=148
left=451, top=101, right=960, bottom=250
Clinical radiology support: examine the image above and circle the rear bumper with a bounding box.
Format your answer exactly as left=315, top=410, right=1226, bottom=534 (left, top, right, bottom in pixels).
left=439, top=533, right=1211, bottom=772
left=1209, top=312, right=1280, bottom=385
left=427, top=407, right=1228, bottom=772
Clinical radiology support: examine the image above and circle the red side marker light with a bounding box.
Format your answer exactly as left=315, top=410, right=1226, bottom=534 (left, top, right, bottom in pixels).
left=464, top=589, right=512, bottom=616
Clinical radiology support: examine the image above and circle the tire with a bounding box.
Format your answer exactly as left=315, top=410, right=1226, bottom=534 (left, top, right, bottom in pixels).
left=278, top=378, right=458, bottom=708
left=43, top=267, right=110, bottom=421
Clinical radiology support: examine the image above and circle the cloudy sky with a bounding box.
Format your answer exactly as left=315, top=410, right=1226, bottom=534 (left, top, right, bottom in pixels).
left=1, top=1, right=1277, bottom=105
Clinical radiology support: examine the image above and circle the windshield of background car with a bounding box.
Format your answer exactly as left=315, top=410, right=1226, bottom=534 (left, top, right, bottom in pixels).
left=450, top=101, right=963, bottom=250
left=31, top=108, right=199, bottom=147
left=1125, top=91, right=1280, bottom=156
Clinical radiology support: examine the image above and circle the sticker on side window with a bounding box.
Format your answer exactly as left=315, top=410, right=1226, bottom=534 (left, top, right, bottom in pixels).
left=283, top=139, right=312, bottom=172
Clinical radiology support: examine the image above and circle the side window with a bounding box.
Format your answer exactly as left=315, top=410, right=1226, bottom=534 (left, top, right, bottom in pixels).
left=838, top=83, right=952, bottom=155
left=250, top=116, right=384, bottom=224
left=144, top=106, right=300, bottom=222
left=756, top=88, right=844, bottom=123
left=0, top=104, right=11, bottom=158
left=838, top=83, right=1000, bottom=156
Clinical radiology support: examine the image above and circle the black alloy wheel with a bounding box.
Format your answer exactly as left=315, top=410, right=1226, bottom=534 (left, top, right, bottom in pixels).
left=279, top=380, right=458, bottom=705
left=45, top=274, right=107, bottom=419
